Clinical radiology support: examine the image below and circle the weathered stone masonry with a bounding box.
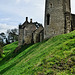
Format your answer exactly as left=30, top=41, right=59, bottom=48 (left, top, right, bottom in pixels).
left=71, top=14, right=75, bottom=31
left=44, top=0, right=75, bottom=39
left=18, top=0, right=75, bottom=46
left=18, top=17, right=44, bottom=46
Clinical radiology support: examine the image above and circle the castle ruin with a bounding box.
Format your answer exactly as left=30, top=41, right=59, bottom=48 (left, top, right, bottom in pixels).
left=18, top=17, right=44, bottom=46
left=18, top=0, right=75, bottom=46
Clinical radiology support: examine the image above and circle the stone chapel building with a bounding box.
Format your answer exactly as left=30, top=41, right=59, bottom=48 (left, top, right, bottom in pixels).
left=18, top=17, right=44, bottom=46
left=18, top=0, right=75, bottom=46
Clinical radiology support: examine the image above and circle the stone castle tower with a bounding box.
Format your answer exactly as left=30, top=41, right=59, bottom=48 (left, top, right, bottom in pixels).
left=44, top=0, right=71, bottom=39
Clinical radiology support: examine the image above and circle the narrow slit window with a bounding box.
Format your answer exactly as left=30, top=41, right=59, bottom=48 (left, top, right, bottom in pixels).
left=50, top=4, right=52, bottom=8
left=47, top=14, right=50, bottom=25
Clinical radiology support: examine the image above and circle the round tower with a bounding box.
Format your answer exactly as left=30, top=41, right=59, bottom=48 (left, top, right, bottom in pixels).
left=44, top=0, right=71, bottom=39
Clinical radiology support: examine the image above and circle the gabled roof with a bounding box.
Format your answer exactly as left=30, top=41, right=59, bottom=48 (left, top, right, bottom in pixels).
left=19, top=17, right=43, bottom=29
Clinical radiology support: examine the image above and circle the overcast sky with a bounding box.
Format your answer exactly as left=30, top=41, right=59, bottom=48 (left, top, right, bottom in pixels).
left=0, top=0, right=75, bottom=33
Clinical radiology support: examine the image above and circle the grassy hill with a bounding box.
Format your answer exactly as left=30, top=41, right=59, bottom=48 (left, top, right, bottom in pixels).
left=0, top=31, right=75, bottom=75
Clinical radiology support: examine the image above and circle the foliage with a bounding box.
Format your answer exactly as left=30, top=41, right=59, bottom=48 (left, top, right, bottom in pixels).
left=0, top=33, right=6, bottom=44
left=7, top=28, right=18, bottom=43
left=0, top=33, right=6, bottom=39
left=0, top=31, right=75, bottom=75
left=0, top=28, right=18, bottom=45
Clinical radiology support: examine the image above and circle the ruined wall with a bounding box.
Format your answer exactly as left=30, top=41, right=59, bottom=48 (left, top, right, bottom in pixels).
left=24, top=23, right=36, bottom=44
left=64, top=0, right=71, bottom=33
left=18, top=17, right=44, bottom=46
left=18, top=27, right=24, bottom=46
left=71, top=14, right=75, bottom=31
left=64, top=12, right=71, bottom=33
left=40, top=30, right=44, bottom=42
left=64, top=0, right=71, bottom=12
left=33, top=26, right=44, bottom=43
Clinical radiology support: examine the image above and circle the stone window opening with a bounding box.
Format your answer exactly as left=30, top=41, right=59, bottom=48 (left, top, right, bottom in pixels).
left=50, top=4, right=52, bottom=8
left=47, top=14, right=50, bottom=25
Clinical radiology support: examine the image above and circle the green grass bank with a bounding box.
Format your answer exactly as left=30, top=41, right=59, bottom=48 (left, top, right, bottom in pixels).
left=0, top=31, right=75, bottom=75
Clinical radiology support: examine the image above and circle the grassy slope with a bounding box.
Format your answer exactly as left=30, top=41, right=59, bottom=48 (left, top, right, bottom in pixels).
left=0, top=31, right=75, bottom=75
left=0, top=42, right=18, bottom=61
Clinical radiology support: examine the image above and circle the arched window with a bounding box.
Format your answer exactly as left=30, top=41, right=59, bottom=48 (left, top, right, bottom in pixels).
left=47, top=14, right=50, bottom=25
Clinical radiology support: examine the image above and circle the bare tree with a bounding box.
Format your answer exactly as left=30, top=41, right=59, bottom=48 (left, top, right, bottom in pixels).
left=7, top=28, right=18, bottom=43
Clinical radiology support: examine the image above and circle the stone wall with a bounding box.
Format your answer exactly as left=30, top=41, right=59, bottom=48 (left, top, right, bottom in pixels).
left=33, top=26, right=44, bottom=43
left=18, top=28, right=24, bottom=46
left=64, top=12, right=71, bottom=33
left=71, top=14, right=75, bottom=31
left=18, top=17, right=44, bottom=46
left=44, top=0, right=71, bottom=39
left=23, top=23, right=36, bottom=44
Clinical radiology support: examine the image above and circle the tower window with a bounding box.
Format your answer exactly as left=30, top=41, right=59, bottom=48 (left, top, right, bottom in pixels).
left=50, top=4, right=52, bottom=8
left=47, top=14, right=50, bottom=25
left=49, top=2, right=53, bottom=8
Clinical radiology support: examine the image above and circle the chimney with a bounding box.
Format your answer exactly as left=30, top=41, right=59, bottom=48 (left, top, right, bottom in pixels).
left=30, top=19, right=32, bottom=23
left=26, top=17, right=28, bottom=22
